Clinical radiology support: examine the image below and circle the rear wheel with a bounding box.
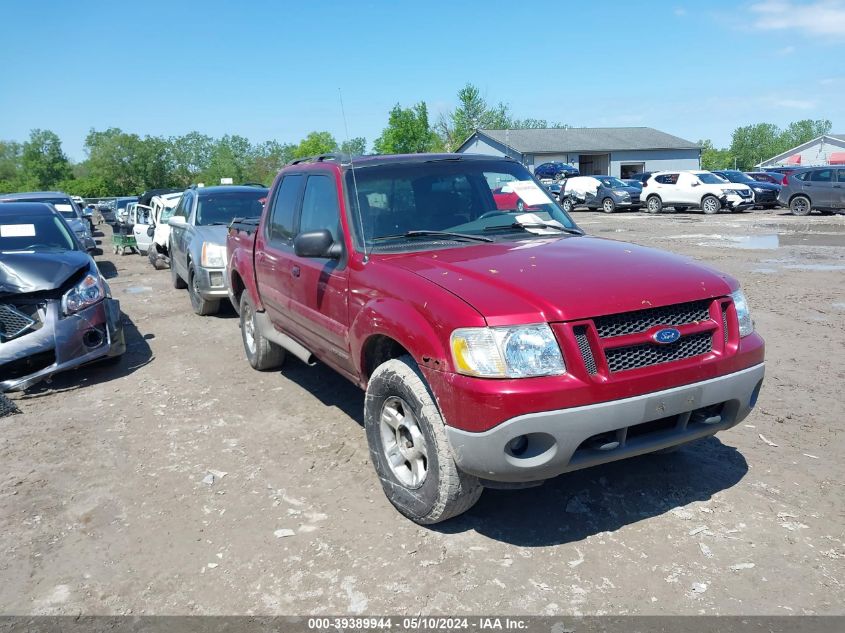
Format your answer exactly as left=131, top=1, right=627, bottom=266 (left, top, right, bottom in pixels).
left=601, top=198, right=616, bottom=214
left=646, top=196, right=662, bottom=214
left=239, top=293, right=285, bottom=370
left=790, top=195, right=812, bottom=216
left=701, top=195, right=721, bottom=215
left=365, top=355, right=482, bottom=524
left=189, top=267, right=220, bottom=316
left=562, top=197, right=574, bottom=213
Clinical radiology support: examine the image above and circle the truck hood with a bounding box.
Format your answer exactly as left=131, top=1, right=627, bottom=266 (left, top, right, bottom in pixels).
left=385, top=236, right=736, bottom=325
left=0, top=250, right=91, bottom=296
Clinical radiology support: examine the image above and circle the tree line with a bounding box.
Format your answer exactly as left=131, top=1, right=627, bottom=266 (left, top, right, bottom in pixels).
left=0, top=81, right=833, bottom=196
left=0, top=83, right=565, bottom=197
left=699, top=119, right=832, bottom=172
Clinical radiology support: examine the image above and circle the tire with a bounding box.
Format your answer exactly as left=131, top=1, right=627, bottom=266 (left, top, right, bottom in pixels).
left=365, top=355, right=482, bottom=524
left=646, top=195, right=662, bottom=214
left=790, top=195, right=812, bottom=216
left=171, top=257, right=187, bottom=289
left=189, top=267, right=220, bottom=316
left=562, top=198, right=574, bottom=213
left=601, top=198, right=616, bottom=214
left=701, top=195, right=721, bottom=215
left=239, top=293, right=285, bottom=371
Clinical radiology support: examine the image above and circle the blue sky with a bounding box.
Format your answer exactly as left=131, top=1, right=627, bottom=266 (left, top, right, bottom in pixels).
left=1, top=0, right=843, bottom=160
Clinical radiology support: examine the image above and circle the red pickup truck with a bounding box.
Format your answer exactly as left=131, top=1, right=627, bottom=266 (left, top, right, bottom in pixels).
left=226, top=153, right=765, bottom=524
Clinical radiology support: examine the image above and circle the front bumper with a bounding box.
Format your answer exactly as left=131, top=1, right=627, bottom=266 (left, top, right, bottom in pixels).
left=194, top=266, right=229, bottom=299
left=722, top=194, right=754, bottom=210
left=0, top=298, right=125, bottom=392
left=445, top=363, right=764, bottom=483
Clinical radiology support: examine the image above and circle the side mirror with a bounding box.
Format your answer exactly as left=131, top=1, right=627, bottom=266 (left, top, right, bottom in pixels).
left=168, top=216, right=186, bottom=226
left=294, top=229, right=341, bottom=259
left=691, top=181, right=700, bottom=187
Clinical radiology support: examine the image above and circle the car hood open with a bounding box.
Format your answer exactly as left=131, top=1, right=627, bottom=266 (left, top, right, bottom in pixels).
left=0, top=250, right=91, bottom=296
left=385, top=235, right=736, bottom=325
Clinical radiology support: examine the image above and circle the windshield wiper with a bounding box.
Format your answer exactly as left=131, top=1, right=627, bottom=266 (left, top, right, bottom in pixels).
left=484, top=221, right=583, bottom=236
left=373, top=230, right=493, bottom=243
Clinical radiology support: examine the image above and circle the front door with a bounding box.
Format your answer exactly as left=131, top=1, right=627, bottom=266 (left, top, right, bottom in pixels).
left=287, top=173, right=353, bottom=375
left=835, top=168, right=845, bottom=208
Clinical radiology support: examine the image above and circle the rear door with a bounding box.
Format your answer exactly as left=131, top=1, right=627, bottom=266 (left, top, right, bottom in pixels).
left=804, top=169, right=836, bottom=208
left=133, top=205, right=153, bottom=252
left=653, top=173, right=680, bottom=203
left=287, top=172, right=354, bottom=375
left=255, top=174, right=303, bottom=331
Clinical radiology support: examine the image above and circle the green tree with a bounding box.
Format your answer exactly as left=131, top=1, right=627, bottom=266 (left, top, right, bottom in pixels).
left=778, top=119, right=832, bottom=152
left=247, top=140, right=295, bottom=184
left=291, top=131, right=338, bottom=159
left=510, top=118, right=569, bottom=129
left=22, top=129, right=72, bottom=190
left=436, top=83, right=513, bottom=150
left=340, top=136, right=367, bottom=157
left=202, top=134, right=254, bottom=184
left=374, top=103, right=440, bottom=154
left=698, top=139, right=733, bottom=171
left=167, top=132, right=214, bottom=187
left=0, top=140, right=25, bottom=193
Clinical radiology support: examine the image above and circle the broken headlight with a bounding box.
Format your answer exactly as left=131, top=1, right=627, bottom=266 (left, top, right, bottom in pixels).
left=63, top=272, right=106, bottom=315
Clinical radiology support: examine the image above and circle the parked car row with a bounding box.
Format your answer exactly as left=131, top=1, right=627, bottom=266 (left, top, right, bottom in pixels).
left=0, top=153, right=772, bottom=525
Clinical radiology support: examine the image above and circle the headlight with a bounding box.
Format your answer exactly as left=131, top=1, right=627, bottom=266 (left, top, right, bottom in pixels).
left=731, top=290, right=754, bottom=337
left=753, top=187, right=765, bottom=193
left=201, top=242, right=226, bottom=268
left=614, top=190, right=630, bottom=198
left=63, top=272, right=106, bottom=315
left=450, top=324, right=565, bottom=378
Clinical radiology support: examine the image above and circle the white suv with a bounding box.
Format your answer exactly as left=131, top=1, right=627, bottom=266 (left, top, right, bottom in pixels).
left=642, top=170, right=755, bottom=214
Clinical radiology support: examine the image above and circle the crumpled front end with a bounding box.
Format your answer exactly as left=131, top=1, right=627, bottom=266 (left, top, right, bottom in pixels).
left=0, top=296, right=125, bottom=392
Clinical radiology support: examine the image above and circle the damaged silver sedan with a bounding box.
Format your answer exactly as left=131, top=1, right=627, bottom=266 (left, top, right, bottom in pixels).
left=0, top=202, right=125, bottom=392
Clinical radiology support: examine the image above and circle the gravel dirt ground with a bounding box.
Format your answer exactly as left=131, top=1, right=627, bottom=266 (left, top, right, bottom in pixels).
left=1, top=208, right=843, bottom=616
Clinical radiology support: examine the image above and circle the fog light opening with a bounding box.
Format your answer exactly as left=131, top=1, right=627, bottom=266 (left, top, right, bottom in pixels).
left=82, top=329, right=104, bottom=348
left=506, top=435, right=528, bottom=456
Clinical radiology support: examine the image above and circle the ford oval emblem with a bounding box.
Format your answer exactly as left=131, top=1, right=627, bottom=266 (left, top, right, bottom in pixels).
left=653, top=327, right=681, bottom=344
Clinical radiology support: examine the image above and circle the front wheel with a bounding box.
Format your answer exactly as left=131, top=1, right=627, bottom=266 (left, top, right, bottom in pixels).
left=646, top=196, right=663, bottom=214
left=189, top=267, right=220, bottom=316
left=561, top=197, right=574, bottom=213
left=790, top=195, right=812, bottom=216
left=365, top=355, right=482, bottom=524
left=701, top=195, right=721, bottom=215
left=601, top=198, right=616, bottom=214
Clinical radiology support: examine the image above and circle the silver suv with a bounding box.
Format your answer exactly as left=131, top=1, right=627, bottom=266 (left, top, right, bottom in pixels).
left=777, top=166, right=845, bottom=216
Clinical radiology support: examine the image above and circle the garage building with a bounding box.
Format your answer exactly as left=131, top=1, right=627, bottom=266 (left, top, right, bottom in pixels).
left=756, top=133, right=845, bottom=168
left=457, top=127, right=701, bottom=179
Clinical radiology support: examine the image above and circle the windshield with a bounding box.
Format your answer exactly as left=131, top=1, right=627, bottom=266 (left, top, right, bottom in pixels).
left=597, top=177, right=627, bottom=188
left=697, top=173, right=728, bottom=184
left=721, top=171, right=754, bottom=183
left=345, top=158, right=579, bottom=251
left=0, top=215, right=77, bottom=252
left=195, top=191, right=267, bottom=226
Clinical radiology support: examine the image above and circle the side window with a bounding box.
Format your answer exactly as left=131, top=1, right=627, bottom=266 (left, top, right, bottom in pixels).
left=794, top=171, right=809, bottom=181
left=174, top=193, right=191, bottom=218
left=810, top=169, right=833, bottom=182
left=656, top=174, right=679, bottom=185
left=299, top=175, right=340, bottom=241
left=268, top=175, right=303, bottom=244
left=837, top=169, right=845, bottom=183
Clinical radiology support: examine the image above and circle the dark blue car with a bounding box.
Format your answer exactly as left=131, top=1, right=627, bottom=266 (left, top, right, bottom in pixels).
left=533, top=162, right=579, bottom=181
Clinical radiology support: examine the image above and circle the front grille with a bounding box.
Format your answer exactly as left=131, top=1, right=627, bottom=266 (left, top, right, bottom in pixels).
left=573, top=325, right=597, bottom=375
left=0, top=304, right=37, bottom=342
left=605, top=333, right=713, bottom=372
left=721, top=304, right=729, bottom=345
left=593, top=300, right=711, bottom=339
left=0, top=350, right=56, bottom=382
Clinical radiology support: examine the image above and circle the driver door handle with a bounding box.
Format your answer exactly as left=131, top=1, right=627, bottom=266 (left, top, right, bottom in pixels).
left=291, top=266, right=301, bottom=278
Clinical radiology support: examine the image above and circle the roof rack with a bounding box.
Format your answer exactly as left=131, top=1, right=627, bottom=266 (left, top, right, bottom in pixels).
left=287, top=153, right=346, bottom=166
